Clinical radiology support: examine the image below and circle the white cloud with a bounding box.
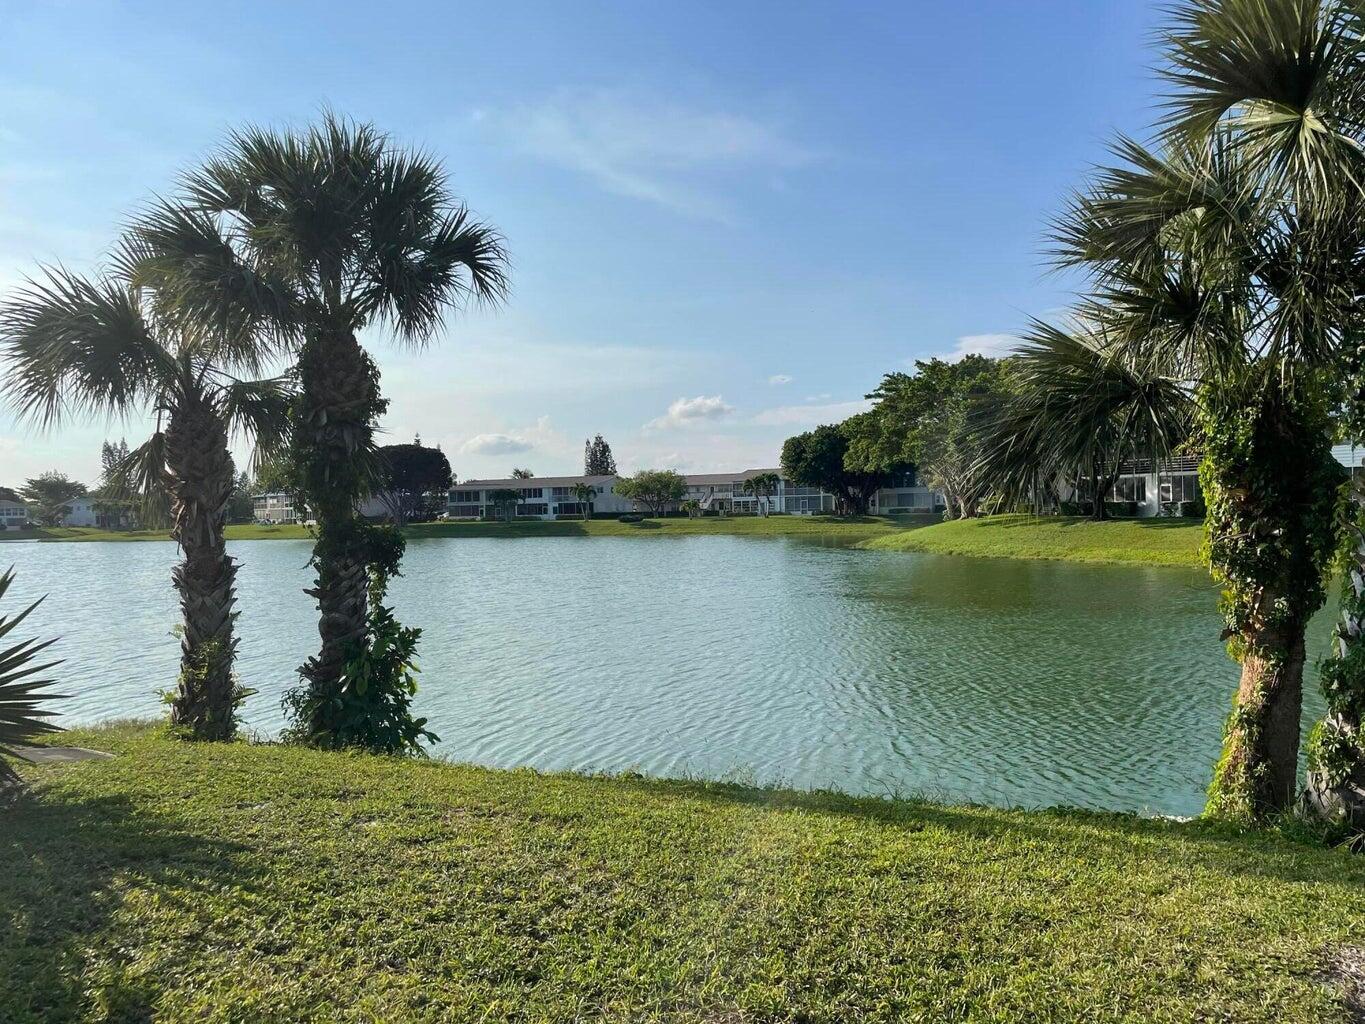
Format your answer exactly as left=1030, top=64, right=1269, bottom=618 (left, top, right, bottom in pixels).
left=460, top=433, right=533, bottom=456
left=646, top=394, right=736, bottom=431
left=931, top=333, right=1019, bottom=362
left=767, top=374, right=793, bottom=385
left=484, top=89, right=811, bottom=219
left=751, top=399, right=872, bottom=428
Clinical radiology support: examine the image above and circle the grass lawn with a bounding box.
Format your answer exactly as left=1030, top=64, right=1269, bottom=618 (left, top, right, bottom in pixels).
left=863, top=513, right=1204, bottom=568
left=1, top=515, right=922, bottom=544
left=4, top=724, right=1363, bottom=1023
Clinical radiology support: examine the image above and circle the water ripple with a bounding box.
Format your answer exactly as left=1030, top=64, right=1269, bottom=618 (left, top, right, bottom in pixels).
left=1, top=535, right=1333, bottom=816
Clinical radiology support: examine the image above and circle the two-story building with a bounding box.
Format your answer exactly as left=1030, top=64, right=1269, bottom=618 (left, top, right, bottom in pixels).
left=0, top=489, right=30, bottom=529
left=445, top=469, right=944, bottom=521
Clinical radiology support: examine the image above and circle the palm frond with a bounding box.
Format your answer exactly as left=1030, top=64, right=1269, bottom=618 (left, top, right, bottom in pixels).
left=129, top=202, right=298, bottom=366
left=215, top=373, right=296, bottom=472
left=0, top=267, right=176, bottom=429
left=0, top=567, right=65, bottom=784
left=1160, top=0, right=1365, bottom=199
left=103, top=432, right=172, bottom=530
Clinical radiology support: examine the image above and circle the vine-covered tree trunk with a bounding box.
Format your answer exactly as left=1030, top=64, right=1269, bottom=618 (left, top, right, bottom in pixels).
left=1203, top=385, right=1341, bottom=822
left=1306, top=480, right=1365, bottom=825
left=164, top=385, right=239, bottom=740
left=295, top=326, right=384, bottom=735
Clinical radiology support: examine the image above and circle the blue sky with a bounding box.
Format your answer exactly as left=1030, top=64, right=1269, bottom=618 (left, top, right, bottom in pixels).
left=0, top=0, right=1163, bottom=483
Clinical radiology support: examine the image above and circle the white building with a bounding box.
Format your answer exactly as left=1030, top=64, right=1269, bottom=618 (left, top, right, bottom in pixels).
left=252, top=492, right=300, bottom=524
left=60, top=496, right=134, bottom=529
left=1076, top=445, right=1360, bottom=519
left=446, top=469, right=944, bottom=521
left=0, top=493, right=30, bottom=529
left=447, top=475, right=630, bottom=519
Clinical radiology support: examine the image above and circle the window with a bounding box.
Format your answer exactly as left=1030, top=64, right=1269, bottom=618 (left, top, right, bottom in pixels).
left=1159, top=474, right=1201, bottom=503
left=1110, top=476, right=1146, bottom=502
left=449, top=490, right=480, bottom=504
left=518, top=487, right=542, bottom=499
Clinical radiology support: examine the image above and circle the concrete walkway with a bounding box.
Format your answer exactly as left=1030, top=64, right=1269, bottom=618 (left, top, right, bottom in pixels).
left=17, top=746, right=113, bottom=764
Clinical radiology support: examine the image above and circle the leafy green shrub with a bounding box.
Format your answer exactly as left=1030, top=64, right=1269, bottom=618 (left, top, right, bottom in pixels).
left=0, top=566, right=65, bottom=783
left=283, top=526, right=436, bottom=755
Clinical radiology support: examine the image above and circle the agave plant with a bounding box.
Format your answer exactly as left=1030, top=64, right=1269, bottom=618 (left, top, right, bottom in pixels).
left=0, top=566, right=64, bottom=784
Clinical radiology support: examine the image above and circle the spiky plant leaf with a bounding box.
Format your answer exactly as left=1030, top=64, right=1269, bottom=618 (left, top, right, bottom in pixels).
left=0, top=567, right=65, bottom=783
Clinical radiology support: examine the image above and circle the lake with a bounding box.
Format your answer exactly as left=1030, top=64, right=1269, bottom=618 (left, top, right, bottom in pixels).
left=1, top=535, right=1334, bottom=817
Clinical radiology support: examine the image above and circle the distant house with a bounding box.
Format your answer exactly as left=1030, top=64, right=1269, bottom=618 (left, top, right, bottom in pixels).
left=446, top=469, right=943, bottom=521
left=0, top=487, right=30, bottom=529
left=252, top=492, right=300, bottom=524
left=60, top=496, right=135, bottom=529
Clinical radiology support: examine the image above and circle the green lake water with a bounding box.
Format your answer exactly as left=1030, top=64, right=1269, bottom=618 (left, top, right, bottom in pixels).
left=3, top=535, right=1334, bottom=816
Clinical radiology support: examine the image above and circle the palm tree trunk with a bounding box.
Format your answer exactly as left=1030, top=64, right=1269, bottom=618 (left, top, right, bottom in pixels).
left=296, top=326, right=377, bottom=726
left=1203, top=389, right=1339, bottom=822
left=1212, top=610, right=1308, bottom=814
left=164, top=387, right=239, bottom=741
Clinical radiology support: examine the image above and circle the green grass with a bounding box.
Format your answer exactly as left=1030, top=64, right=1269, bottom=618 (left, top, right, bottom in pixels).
left=4, top=723, right=1363, bottom=1022
left=1, top=515, right=923, bottom=544
left=863, top=513, right=1205, bottom=567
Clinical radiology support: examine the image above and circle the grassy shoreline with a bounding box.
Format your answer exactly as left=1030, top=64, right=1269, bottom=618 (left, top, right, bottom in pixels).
left=863, top=513, right=1204, bottom=568
left=1, top=513, right=1208, bottom=569
left=0, top=515, right=925, bottom=544
left=4, top=722, right=1362, bottom=1022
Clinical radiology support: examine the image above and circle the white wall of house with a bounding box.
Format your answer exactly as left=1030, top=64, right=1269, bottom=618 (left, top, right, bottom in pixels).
left=0, top=499, right=30, bottom=528
left=252, top=492, right=299, bottom=524
left=60, top=497, right=99, bottom=527
left=448, top=471, right=944, bottom=520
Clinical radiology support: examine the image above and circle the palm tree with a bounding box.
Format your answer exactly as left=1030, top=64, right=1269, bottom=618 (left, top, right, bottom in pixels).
left=743, top=473, right=780, bottom=516
left=1, top=260, right=291, bottom=740
left=1053, top=0, right=1365, bottom=821
left=132, top=115, right=508, bottom=742
left=569, top=481, right=596, bottom=520
left=0, top=566, right=65, bottom=783
left=976, top=320, right=1192, bottom=520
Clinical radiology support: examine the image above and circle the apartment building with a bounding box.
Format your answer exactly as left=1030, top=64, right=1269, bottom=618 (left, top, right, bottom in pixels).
left=446, top=469, right=943, bottom=520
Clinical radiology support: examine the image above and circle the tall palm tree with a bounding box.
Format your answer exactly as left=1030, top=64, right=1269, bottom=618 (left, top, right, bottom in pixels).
left=976, top=320, right=1192, bottom=520
left=743, top=473, right=780, bottom=516
left=131, top=115, right=508, bottom=743
left=1, top=259, right=291, bottom=740
left=1053, top=0, right=1365, bottom=821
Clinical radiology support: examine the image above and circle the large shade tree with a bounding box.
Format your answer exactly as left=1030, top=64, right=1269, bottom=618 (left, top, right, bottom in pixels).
left=781, top=423, right=887, bottom=515
left=1056, top=0, right=1364, bottom=821
left=134, top=116, right=508, bottom=747
left=1, top=258, right=290, bottom=740
left=375, top=440, right=452, bottom=525
left=847, top=355, right=1005, bottom=519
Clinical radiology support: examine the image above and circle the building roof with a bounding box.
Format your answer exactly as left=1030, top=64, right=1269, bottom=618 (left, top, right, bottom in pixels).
left=1334, top=443, right=1365, bottom=469
left=452, top=474, right=619, bottom=490
left=454, top=469, right=787, bottom=491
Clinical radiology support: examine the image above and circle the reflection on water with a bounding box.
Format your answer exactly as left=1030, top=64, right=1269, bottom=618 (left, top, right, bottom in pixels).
left=1, top=534, right=1333, bottom=816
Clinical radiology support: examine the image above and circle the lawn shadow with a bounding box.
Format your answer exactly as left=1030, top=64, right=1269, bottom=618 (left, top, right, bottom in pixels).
left=0, top=789, right=258, bottom=1022
left=1002, top=515, right=1200, bottom=532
